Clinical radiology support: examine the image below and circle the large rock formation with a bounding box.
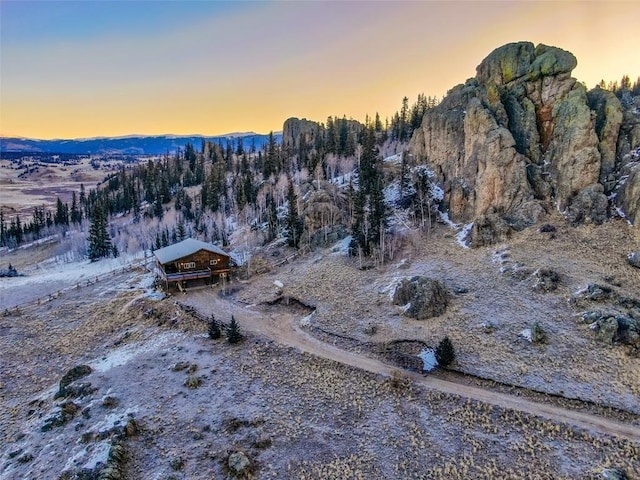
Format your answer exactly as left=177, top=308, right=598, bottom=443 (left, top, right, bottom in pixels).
left=282, top=117, right=322, bottom=151
left=282, top=116, right=363, bottom=153
left=410, top=42, right=639, bottom=239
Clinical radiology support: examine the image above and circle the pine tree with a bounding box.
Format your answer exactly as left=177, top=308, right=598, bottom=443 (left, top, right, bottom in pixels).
left=87, top=204, right=113, bottom=261
left=0, top=210, right=6, bottom=247
left=285, top=179, right=303, bottom=248
left=208, top=315, right=221, bottom=339
left=225, top=315, right=243, bottom=344
left=267, top=194, right=278, bottom=241
left=54, top=197, right=69, bottom=226
left=70, top=191, right=82, bottom=225
left=435, top=336, right=455, bottom=367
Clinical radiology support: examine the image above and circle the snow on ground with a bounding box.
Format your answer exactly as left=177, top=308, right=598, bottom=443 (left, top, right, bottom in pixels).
left=384, top=182, right=401, bottom=205
left=436, top=212, right=473, bottom=248
left=519, top=328, right=533, bottom=343
left=330, top=235, right=352, bottom=255
left=455, top=223, right=474, bottom=249
left=1, top=252, right=146, bottom=290
left=0, top=251, right=149, bottom=308
left=418, top=348, right=438, bottom=372
left=383, top=153, right=401, bottom=164
left=329, top=171, right=356, bottom=187
left=90, top=331, right=183, bottom=373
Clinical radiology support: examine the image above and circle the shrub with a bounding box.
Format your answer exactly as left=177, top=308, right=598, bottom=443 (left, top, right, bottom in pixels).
left=435, top=336, right=455, bottom=367
left=531, top=322, right=547, bottom=344
left=208, top=315, right=221, bottom=340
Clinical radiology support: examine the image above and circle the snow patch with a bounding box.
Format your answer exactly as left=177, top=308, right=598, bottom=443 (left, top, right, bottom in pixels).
left=300, top=310, right=316, bottom=327
left=455, top=223, right=473, bottom=249
left=519, top=329, right=533, bottom=343
left=615, top=206, right=632, bottom=225
left=382, top=276, right=402, bottom=301
left=418, top=349, right=438, bottom=372
left=330, top=235, right=352, bottom=256
left=383, top=154, right=401, bottom=164
left=90, top=332, right=181, bottom=373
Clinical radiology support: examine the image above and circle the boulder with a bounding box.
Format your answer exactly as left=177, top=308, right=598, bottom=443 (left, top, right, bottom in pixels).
left=531, top=268, right=560, bottom=292
left=565, top=184, right=608, bottom=225
left=590, top=317, right=618, bottom=344
left=628, top=251, right=640, bottom=268
left=57, top=365, right=92, bottom=398
left=228, top=451, right=251, bottom=475
left=392, top=277, right=449, bottom=320
left=615, top=316, right=640, bottom=346
left=470, top=211, right=512, bottom=247
left=601, top=467, right=628, bottom=480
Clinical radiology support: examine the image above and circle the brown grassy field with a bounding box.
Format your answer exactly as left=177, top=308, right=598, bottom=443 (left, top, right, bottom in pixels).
left=0, top=159, right=119, bottom=219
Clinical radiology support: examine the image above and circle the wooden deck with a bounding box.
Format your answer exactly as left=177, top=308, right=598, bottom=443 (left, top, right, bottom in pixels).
left=159, top=268, right=231, bottom=283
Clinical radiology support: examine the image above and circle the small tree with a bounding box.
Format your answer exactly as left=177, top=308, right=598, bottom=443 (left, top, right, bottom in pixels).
left=208, top=315, right=221, bottom=340
left=225, top=315, right=243, bottom=344
left=435, top=336, right=455, bottom=367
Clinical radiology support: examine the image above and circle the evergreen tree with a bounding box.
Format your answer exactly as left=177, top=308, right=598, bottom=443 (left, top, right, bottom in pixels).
left=225, top=315, right=243, bottom=344
left=177, top=220, right=187, bottom=241
left=435, top=337, right=455, bottom=367
left=70, top=191, right=82, bottom=225
left=87, top=204, right=113, bottom=261
left=368, top=172, right=386, bottom=247
left=54, top=197, right=69, bottom=226
left=285, top=179, right=303, bottom=248
left=349, top=186, right=368, bottom=256
left=267, top=194, right=278, bottom=241
left=0, top=210, right=6, bottom=247
left=208, top=315, right=222, bottom=339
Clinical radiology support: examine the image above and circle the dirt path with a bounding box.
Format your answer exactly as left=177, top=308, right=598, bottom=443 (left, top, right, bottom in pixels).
left=186, top=293, right=640, bottom=443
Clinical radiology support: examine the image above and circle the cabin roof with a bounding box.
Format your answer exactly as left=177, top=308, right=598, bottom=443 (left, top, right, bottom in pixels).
left=153, top=238, right=229, bottom=264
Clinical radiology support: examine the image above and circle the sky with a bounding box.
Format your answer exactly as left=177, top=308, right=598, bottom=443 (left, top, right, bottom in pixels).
left=1, top=0, right=639, bottom=139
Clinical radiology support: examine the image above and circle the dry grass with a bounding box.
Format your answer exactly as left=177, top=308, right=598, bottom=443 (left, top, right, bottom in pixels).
left=242, top=214, right=640, bottom=414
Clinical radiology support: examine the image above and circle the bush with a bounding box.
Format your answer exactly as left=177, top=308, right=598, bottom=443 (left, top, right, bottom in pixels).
left=435, top=336, right=455, bottom=367
left=531, top=322, right=547, bottom=344
left=226, top=315, right=243, bottom=344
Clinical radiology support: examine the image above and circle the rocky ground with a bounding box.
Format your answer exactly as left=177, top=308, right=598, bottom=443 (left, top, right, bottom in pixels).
left=1, top=216, right=639, bottom=479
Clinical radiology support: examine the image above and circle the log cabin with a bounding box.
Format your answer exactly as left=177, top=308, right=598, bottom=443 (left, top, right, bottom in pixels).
left=154, top=238, right=232, bottom=291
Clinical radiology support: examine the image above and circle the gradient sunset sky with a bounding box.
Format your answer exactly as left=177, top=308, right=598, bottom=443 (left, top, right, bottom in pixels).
left=1, top=0, right=638, bottom=139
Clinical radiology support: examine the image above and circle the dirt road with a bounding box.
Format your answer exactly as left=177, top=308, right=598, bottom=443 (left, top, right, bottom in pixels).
left=186, top=293, right=640, bottom=443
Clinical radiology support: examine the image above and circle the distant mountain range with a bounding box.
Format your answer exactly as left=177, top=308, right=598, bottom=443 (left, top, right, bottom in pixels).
left=0, top=132, right=283, bottom=155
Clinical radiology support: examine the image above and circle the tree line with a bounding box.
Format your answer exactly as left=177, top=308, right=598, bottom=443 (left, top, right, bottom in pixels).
left=2, top=92, right=446, bottom=262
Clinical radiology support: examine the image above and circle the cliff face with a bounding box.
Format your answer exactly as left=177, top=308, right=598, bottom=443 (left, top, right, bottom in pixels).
left=410, top=42, right=639, bottom=240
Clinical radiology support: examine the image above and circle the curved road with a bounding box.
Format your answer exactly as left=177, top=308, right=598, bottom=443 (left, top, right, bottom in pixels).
left=196, top=295, right=640, bottom=443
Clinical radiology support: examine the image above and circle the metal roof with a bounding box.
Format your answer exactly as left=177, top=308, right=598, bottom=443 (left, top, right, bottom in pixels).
left=153, top=238, right=229, bottom=264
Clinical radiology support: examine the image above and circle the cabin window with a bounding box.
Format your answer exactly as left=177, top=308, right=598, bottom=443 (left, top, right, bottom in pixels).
left=210, top=259, right=218, bottom=266
left=182, top=262, right=196, bottom=269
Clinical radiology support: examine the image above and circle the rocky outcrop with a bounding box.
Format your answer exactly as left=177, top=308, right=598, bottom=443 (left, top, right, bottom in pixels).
left=282, top=117, right=322, bottom=151
left=615, top=155, right=640, bottom=224
left=587, top=87, right=624, bottom=189
left=282, top=116, right=363, bottom=153
left=410, top=41, right=639, bottom=239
